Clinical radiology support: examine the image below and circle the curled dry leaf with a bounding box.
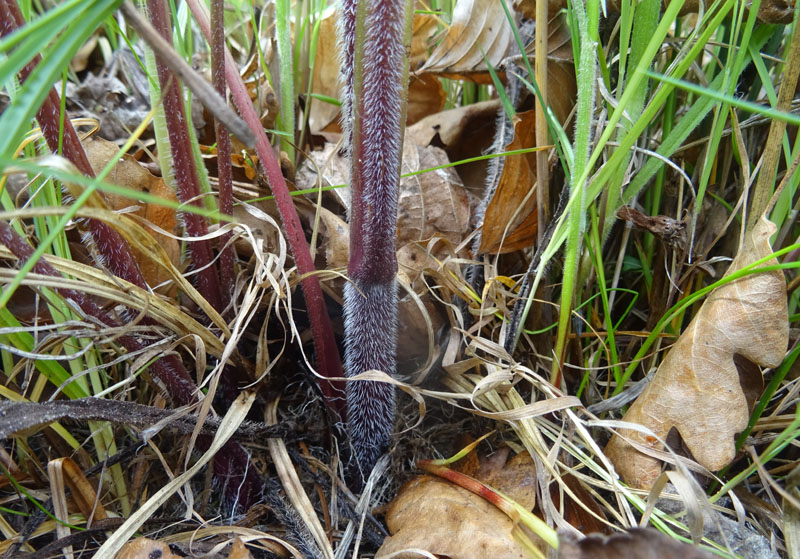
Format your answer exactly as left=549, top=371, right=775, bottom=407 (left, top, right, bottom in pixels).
left=296, top=138, right=472, bottom=250
left=419, top=0, right=514, bottom=81
left=51, top=456, right=107, bottom=523
left=605, top=216, right=789, bottom=489
left=83, top=136, right=181, bottom=289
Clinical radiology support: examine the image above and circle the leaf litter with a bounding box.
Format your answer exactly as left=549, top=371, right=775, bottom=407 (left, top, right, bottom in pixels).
left=0, top=1, right=797, bottom=558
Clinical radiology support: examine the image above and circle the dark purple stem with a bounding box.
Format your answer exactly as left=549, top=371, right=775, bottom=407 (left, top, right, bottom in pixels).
left=210, top=0, right=235, bottom=302
left=339, top=0, right=409, bottom=485
left=186, top=0, right=347, bottom=420
left=147, top=0, right=224, bottom=314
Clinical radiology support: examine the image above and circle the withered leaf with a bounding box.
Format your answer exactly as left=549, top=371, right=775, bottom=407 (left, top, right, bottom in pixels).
left=296, top=138, right=472, bottom=249
left=605, top=216, right=789, bottom=488
left=307, top=11, right=341, bottom=135
left=557, top=528, right=714, bottom=559
left=117, top=538, right=183, bottom=559
left=479, top=110, right=538, bottom=254
left=407, top=73, right=447, bottom=125
left=398, top=139, right=471, bottom=247
left=83, top=136, right=180, bottom=289
left=376, top=475, right=533, bottom=559
left=51, top=456, right=107, bottom=523
left=419, top=0, right=514, bottom=80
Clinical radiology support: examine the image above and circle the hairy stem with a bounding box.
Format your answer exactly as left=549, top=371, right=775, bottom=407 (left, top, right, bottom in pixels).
left=210, top=0, right=236, bottom=302
left=339, top=0, right=411, bottom=486
left=147, top=0, right=224, bottom=314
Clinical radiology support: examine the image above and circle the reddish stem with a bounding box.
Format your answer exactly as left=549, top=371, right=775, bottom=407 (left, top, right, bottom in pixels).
left=210, top=0, right=235, bottom=303
left=0, top=0, right=148, bottom=291
left=186, top=0, right=346, bottom=420
left=0, top=221, right=262, bottom=509
left=339, top=0, right=409, bottom=486
left=147, top=0, right=224, bottom=314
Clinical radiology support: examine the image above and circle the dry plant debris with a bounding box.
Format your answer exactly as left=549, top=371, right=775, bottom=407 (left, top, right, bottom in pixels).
left=1, top=0, right=798, bottom=557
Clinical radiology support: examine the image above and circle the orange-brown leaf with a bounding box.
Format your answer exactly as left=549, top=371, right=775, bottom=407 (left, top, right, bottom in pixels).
left=479, top=110, right=538, bottom=254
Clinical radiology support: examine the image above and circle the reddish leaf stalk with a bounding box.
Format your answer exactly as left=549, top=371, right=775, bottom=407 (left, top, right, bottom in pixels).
left=338, top=0, right=411, bottom=484
left=185, top=0, right=346, bottom=420
left=0, top=221, right=262, bottom=509
left=210, top=0, right=235, bottom=301
left=147, top=0, right=224, bottom=314
left=0, top=0, right=148, bottom=291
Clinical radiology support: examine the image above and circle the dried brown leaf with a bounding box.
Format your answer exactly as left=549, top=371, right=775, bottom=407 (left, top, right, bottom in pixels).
left=419, top=0, right=514, bottom=78
left=117, top=538, right=182, bottom=559
left=479, top=110, right=538, bottom=254
left=411, top=10, right=439, bottom=69
left=405, top=98, right=500, bottom=148
left=54, top=456, right=107, bottom=523
left=297, top=138, right=471, bottom=250
left=308, top=11, right=341, bottom=135
left=398, top=139, right=471, bottom=247
left=228, top=538, right=254, bottom=559
left=407, top=73, right=447, bottom=126
left=376, top=475, right=531, bottom=559
left=605, top=216, right=789, bottom=488
left=83, top=136, right=180, bottom=288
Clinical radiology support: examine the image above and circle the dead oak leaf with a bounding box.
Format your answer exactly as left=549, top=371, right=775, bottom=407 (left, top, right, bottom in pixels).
left=419, top=0, right=514, bottom=80
left=605, top=216, right=789, bottom=488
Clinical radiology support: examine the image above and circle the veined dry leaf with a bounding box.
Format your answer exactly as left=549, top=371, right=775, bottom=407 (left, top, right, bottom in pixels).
left=419, top=0, right=514, bottom=79
left=376, top=475, right=535, bottom=559
left=557, top=529, right=714, bottom=559
left=83, top=136, right=181, bottom=289
left=398, top=138, right=471, bottom=246
left=296, top=138, right=471, bottom=248
left=479, top=110, right=538, bottom=254
left=605, top=216, right=789, bottom=489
